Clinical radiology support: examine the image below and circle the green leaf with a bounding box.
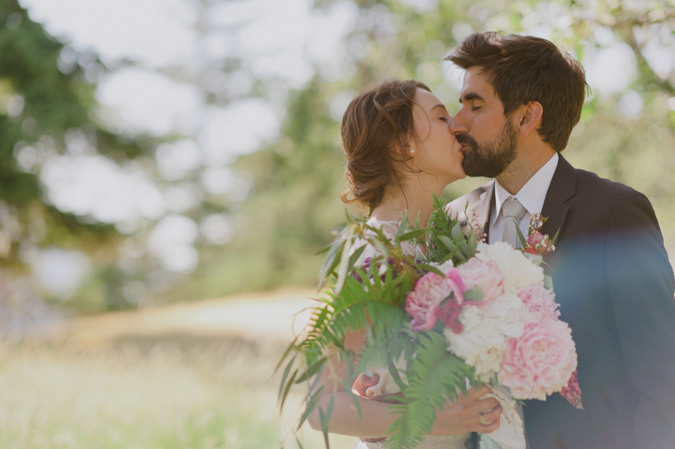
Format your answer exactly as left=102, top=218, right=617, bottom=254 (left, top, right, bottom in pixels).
left=415, top=263, right=444, bottom=276
left=451, top=224, right=462, bottom=240
left=279, top=368, right=299, bottom=412
left=551, top=227, right=561, bottom=245
left=544, top=273, right=555, bottom=290
left=295, top=357, right=328, bottom=383
left=516, top=225, right=528, bottom=247
left=349, top=244, right=367, bottom=266
left=297, top=384, right=325, bottom=431
left=463, top=288, right=484, bottom=302
left=317, top=240, right=343, bottom=289
left=319, top=395, right=334, bottom=449
left=277, top=352, right=296, bottom=397
left=396, top=211, right=409, bottom=237
left=397, top=228, right=428, bottom=242
left=334, top=231, right=355, bottom=293
left=437, top=235, right=456, bottom=252
left=468, top=232, right=478, bottom=252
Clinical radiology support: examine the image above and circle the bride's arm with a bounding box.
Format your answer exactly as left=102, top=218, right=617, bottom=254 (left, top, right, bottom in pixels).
left=306, top=328, right=503, bottom=438
left=306, top=327, right=400, bottom=438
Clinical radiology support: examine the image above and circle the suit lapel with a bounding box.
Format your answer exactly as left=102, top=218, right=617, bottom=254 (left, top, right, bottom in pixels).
left=541, top=154, right=577, bottom=247
left=467, top=181, right=495, bottom=239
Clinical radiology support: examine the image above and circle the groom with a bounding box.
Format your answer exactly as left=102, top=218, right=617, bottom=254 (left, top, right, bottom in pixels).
left=445, top=32, right=675, bottom=449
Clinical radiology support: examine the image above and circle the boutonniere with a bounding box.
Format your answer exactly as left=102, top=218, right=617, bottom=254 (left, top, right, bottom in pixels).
left=518, top=214, right=559, bottom=257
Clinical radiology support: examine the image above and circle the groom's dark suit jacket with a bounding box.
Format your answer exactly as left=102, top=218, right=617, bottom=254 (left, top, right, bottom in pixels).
left=447, top=155, right=675, bottom=449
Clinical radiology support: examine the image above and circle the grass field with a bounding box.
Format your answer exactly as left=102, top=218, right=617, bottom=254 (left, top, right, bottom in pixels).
left=0, top=291, right=354, bottom=449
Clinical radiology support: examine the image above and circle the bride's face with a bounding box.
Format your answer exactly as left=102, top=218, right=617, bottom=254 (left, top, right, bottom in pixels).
left=408, top=88, right=466, bottom=185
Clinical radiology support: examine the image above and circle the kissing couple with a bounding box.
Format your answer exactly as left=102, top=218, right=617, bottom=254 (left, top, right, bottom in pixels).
left=306, top=31, right=675, bottom=449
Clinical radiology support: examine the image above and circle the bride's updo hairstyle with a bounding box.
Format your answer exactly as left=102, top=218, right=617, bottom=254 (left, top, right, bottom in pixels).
left=341, top=79, right=430, bottom=211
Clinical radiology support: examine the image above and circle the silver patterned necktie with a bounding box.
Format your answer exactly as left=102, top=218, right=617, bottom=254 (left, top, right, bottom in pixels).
left=501, top=196, right=528, bottom=248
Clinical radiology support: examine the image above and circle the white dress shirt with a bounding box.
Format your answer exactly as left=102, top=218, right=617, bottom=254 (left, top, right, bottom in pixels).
left=488, top=153, right=559, bottom=244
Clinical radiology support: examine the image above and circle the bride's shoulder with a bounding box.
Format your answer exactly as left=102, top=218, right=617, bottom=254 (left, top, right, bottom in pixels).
left=350, top=217, right=399, bottom=267
left=356, top=217, right=422, bottom=263
left=365, top=216, right=400, bottom=238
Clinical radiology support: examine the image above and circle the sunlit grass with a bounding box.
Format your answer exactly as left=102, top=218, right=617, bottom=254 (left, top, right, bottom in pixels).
left=0, top=336, right=352, bottom=449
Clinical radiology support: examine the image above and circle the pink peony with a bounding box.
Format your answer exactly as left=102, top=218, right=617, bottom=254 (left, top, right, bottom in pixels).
left=444, top=269, right=466, bottom=305
left=457, top=258, right=504, bottom=305
left=518, top=285, right=560, bottom=319
left=406, top=268, right=465, bottom=331
left=498, top=318, right=577, bottom=400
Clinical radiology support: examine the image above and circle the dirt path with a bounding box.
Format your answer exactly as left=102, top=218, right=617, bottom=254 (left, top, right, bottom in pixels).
left=57, top=288, right=318, bottom=347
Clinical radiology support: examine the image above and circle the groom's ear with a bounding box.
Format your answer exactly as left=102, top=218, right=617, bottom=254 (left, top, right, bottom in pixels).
left=515, top=101, right=543, bottom=137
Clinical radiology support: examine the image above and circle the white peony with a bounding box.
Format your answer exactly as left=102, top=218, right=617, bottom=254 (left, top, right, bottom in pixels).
left=444, top=291, right=527, bottom=382
left=475, top=241, right=544, bottom=292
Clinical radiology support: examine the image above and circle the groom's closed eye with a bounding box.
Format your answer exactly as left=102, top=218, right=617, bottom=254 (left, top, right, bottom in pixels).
left=459, top=92, right=485, bottom=111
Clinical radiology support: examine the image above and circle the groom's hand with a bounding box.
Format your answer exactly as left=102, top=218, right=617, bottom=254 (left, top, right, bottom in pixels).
left=430, top=385, right=502, bottom=435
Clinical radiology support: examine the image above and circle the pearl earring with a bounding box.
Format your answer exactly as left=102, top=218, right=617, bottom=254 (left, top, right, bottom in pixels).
left=409, top=148, right=415, bottom=156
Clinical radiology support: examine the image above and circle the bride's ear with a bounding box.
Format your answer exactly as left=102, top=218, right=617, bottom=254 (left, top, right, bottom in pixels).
left=390, top=143, right=414, bottom=161
left=515, top=101, right=543, bottom=137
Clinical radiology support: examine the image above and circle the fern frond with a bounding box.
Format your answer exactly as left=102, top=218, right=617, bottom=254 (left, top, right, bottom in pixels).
left=385, top=332, right=474, bottom=449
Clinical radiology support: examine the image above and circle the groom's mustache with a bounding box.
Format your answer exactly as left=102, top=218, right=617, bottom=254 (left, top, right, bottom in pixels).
left=454, top=133, right=477, bottom=148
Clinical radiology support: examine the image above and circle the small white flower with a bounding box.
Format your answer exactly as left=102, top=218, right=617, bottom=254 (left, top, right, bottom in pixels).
left=428, top=259, right=454, bottom=273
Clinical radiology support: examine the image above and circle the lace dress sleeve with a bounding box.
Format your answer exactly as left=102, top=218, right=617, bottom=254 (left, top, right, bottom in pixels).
left=354, top=218, right=424, bottom=268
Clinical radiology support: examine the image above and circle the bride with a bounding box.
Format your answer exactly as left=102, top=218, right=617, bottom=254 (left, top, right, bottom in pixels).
left=307, top=79, right=503, bottom=449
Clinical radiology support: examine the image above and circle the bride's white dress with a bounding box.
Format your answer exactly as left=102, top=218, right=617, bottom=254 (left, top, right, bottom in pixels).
left=353, top=434, right=470, bottom=449
left=351, top=218, right=472, bottom=449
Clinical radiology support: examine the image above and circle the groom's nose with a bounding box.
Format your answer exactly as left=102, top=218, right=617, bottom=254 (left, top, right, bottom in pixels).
left=449, top=111, right=469, bottom=136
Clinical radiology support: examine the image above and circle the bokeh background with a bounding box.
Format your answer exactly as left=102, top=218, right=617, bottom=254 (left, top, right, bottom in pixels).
left=1, top=0, right=673, bottom=448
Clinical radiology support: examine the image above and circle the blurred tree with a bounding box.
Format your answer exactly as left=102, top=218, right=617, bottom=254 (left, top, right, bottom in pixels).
left=0, top=0, right=156, bottom=317
left=5, top=0, right=671, bottom=312
left=172, top=0, right=674, bottom=300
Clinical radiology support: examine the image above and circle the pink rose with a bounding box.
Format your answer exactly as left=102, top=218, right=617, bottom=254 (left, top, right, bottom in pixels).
left=499, top=318, right=578, bottom=400
left=518, top=285, right=560, bottom=319
left=524, top=231, right=555, bottom=256
left=406, top=268, right=465, bottom=331
left=526, top=232, right=544, bottom=247
left=457, top=258, right=504, bottom=305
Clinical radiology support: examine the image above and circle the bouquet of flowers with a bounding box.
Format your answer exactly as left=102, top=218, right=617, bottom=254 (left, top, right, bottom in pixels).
left=278, top=198, right=582, bottom=449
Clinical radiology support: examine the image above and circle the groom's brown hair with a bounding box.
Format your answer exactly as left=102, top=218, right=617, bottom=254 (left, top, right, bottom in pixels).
left=446, top=32, right=587, bottom=152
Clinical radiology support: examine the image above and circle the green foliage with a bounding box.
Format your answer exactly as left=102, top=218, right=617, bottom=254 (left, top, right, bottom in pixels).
left=198, top=0, right=675, bottom=303
left=386, top=332, right=476, bottom=449
left=3, top=0, right=673, bottom=315
left=0, top=0, right=152, bottom=301
left=278, top=202, right=480, bottom=449
left=164, top=76, right=348, bottom=301
left=424, top=196, right=478, bottom=265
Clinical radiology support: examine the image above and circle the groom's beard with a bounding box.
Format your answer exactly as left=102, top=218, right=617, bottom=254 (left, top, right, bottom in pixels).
left=457, top=121, right=518, bottom=178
